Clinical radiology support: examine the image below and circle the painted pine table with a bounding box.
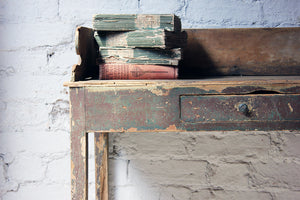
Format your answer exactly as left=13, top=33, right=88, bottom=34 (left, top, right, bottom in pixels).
left=64, top=77, right=300, bottom=200
left=65, top=27, right=300, bottom=200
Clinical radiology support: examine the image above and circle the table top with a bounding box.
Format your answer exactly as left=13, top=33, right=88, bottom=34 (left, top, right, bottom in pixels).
left=64, top=76, right=300, bottom=87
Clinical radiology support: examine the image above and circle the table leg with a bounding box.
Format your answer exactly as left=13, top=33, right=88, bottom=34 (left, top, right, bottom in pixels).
left=70, top=87, right=88, bottom=200
left=95, top=132, right=109, bottom=200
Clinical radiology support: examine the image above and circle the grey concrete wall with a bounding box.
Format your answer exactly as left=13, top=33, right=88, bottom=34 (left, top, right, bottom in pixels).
left=0, top=0, right=299, bottom=199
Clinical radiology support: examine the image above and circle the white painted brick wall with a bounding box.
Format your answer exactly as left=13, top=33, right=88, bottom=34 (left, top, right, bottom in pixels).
left=0, top=0, right=299, bottom=199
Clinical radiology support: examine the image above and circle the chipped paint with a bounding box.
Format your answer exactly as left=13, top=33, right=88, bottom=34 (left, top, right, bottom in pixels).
left=288, top=103, right=294, bottom=112
left=80, top=136, right=86, bottom=157
left=70, top=160, right=76, bottom=195
left=127, top=127, right=138, bottom=132
left=181, top=94, right=300, bottom=124
left=165, top=124, right=179, bottom=131
left=149, top=87, right=170, bottom=96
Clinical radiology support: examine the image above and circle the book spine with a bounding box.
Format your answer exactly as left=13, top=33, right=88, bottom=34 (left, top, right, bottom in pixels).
left=94, top=30, right=187, bottom=49
left=94, top=30, right=166, bottom=48
left=100, top=48, right=182, bottom=66
left=99, top=64, right=178, bottom=80
left=93, top=14, right=181, bottom=32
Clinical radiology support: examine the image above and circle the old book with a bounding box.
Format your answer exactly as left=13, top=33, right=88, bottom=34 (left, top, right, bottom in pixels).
left=93, top=14, right=181, bottom=32
left=94, top=30, right=187, bottom=49
left=99, top=48, right=182, bottom=66
left=99, top=64, right=178, bottom=79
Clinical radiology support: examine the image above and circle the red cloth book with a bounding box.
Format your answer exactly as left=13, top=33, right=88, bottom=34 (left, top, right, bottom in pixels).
left=99, top=64, right=178, bottom=80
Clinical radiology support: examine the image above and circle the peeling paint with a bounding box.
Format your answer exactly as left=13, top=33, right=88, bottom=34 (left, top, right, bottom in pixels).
left=149, top=87, right=170, bottom=96
left=127, top=127, right=138, bottom=132
left=80, top=136, right=86, bottom=158
left=288, top=103, right=294, bottom=112
left=165, top=124, right=179, bottom=131
left=70, top=160, right=76, bottom=196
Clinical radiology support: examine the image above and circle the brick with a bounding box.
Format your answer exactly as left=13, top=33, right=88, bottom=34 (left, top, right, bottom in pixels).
left=186, top=0, right=262, bottom=27
left=46, top=156, right=70, bottom=184
left=0, top=22, right=74, bottom=50
left=109, top=159, right=129, bottom=186
left=0, top=49, right=47, bottom=74
left=7, top=154, right=45, bottom=182
left=252, top=160, right=300, bottom=189
left=0, top=46, right=75, bottom=78
left=109, top=186, right=159, bottom=200
left=2, top=183, right=70, bottom=200
left=109, top=132, right=189, bottom=160
left=281, top=132, right=300, bottom=157
left=192, top=190, right=272, bottom=200
left=0, top=100, right=50, bottom=132
left=0, top=158, right=6, bottom=188
left=1, top=74, right=63, bottom=100
left=59, top=0, right=139, bottom=22
left=273, top=190, right=300, bottom=200
left=210, top=163, right=250, bottom=188
left=46, top=45, right=77, bottom=76
left=159, top=186, right=192, bottom=200
left=187, top=132, right=270, bottom=159
left=0, top=156, right=18, bottom=196
left=109, top=132, right=270, bottom=160
left=262, top=0, right=300, bottom=27
left=129, top=159, right=207, bottom=186
left=0, top=131, right=70, bottom=155
left=0, top=0, right=58, bottom=23
left=0, top=79, right=70, bottom=132
left=0, top=181, right=19, bottom=197
left=140, top=0, right=183, bottom=14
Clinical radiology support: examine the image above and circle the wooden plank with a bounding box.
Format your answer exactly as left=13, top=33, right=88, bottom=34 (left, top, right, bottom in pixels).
left=181, top=94, right=300, bottom=122
left=72, top=26, right=98, bottom=81
left=94, top=132, right=108, bottom=200
left=64, top=76, right=300, bottom=87
left=94, top=30, right=187, bottom=49
left=180, top=28, right=300, bottom=77
left=70, top=87, right=88, bottom=200
left=72, top=27, right=300, bottom=80
left=82, top=80, right=300, bottom=132
left=93, top=14, right=181, bottom=32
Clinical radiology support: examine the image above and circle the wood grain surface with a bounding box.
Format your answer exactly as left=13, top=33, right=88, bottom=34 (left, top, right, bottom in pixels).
left=180, top=28, right=300, bottom=77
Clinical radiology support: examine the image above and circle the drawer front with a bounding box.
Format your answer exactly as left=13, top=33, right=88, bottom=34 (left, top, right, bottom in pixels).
left=180, top=94, right=300, bottom=123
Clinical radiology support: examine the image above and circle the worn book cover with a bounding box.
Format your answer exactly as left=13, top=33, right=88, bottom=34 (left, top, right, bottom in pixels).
left=99, top=48, right=182, bottom=66
left=94, top=30, right=187, bottom=49
left=99, top=64, right=178, bottom=79
left=93, top=14, right=181, bottom=32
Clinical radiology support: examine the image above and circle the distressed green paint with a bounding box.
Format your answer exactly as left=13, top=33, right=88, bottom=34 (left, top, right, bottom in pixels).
left=94, top=30, right=165, bottom=48
left=100, top=48, right=181, bottom=66
left=94, top=30, right=187, bottom=48
left=82, top=85, right=300, bottom=132
left=181, top=95, right=300, bottom=123
left=93, top=14, right=181, bottom=31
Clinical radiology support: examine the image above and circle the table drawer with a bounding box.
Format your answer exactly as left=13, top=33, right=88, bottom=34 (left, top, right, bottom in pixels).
left=180, top=94, right=300, bottom=123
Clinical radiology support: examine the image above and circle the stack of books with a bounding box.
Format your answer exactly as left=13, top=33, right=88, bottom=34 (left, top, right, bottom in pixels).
left=92, top=14, right=187, bottom=79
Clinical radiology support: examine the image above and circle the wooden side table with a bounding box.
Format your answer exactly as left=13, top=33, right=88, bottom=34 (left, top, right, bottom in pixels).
left=65, top=27, right=300, bottom=200
left=65, top=77, right=300, bottom=200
